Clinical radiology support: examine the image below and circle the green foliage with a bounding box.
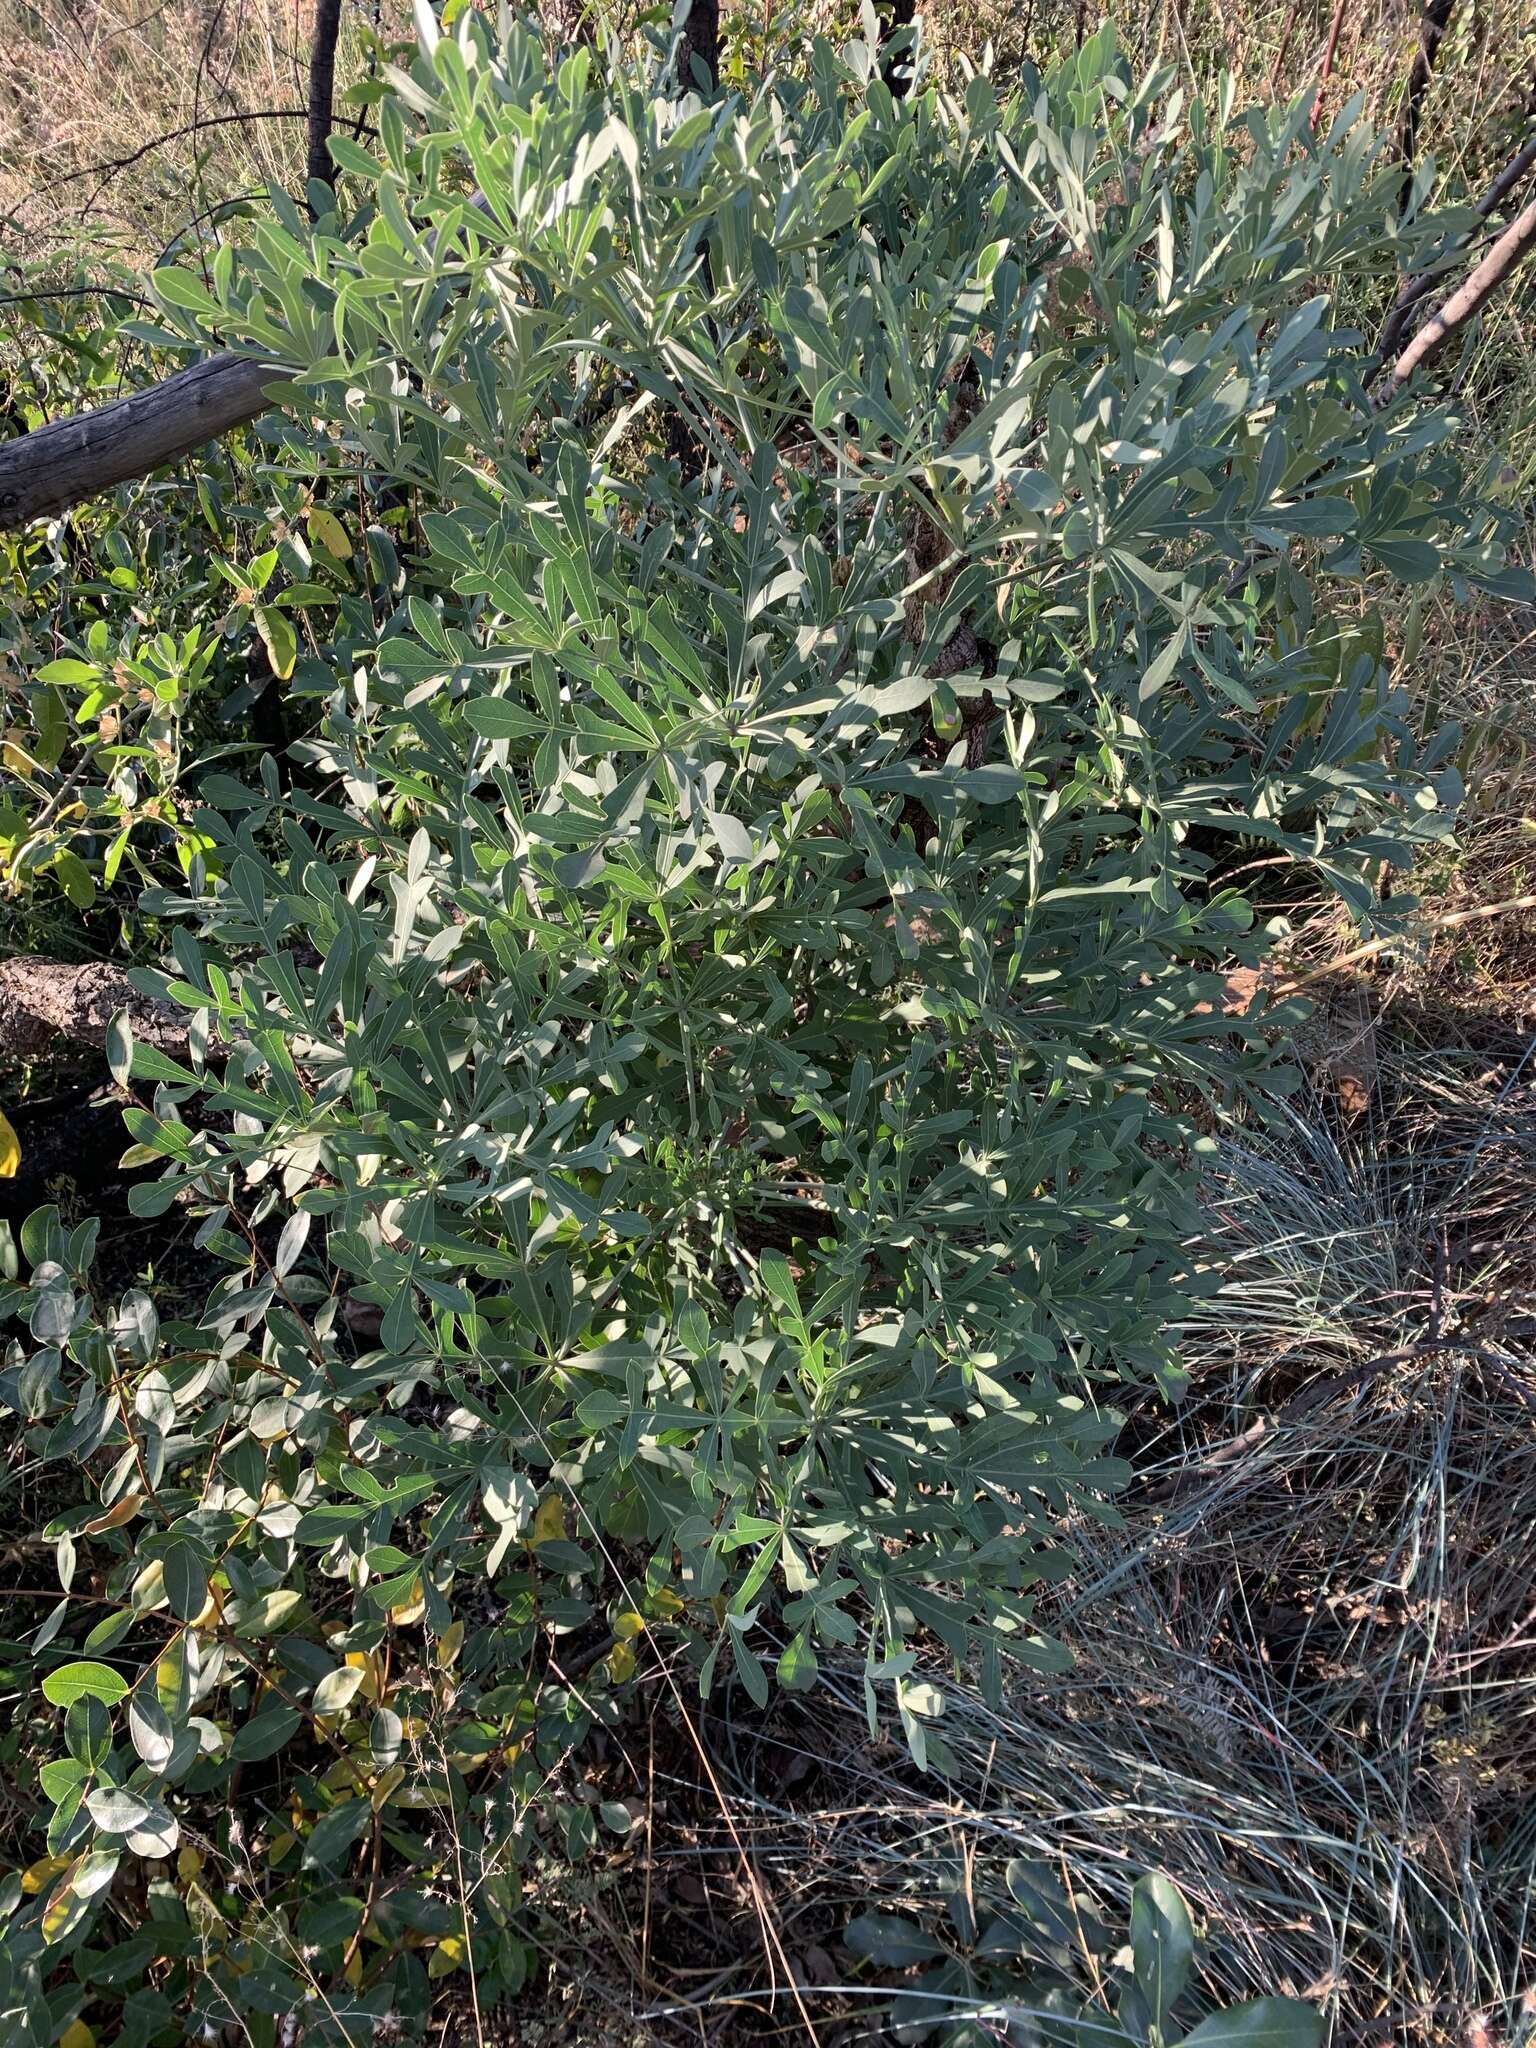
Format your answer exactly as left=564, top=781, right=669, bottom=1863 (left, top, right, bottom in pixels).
left=845, top=1865, right=1321, bottom=2044
left=0, top=8, right=1528, bottom=2040
left=0, top=265, right=376, bottom=931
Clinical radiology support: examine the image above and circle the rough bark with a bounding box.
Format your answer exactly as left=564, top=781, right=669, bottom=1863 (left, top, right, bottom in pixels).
left=676, top=0, right=719, bottom=93
left=306, top=0, right=346, bottom=205
left=1386, top=193, right=1536, bottom=392
left=0, top=354, right=284, bottom=529
left=0, top=956, right=198, bottom=1063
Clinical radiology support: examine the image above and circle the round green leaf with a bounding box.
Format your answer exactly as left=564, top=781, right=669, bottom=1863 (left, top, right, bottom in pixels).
left=42, top=1662, right=128, bottom=1710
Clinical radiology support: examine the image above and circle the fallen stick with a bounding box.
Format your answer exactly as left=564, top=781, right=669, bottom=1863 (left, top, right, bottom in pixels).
left=1384, top=192, right=1536, bottom=393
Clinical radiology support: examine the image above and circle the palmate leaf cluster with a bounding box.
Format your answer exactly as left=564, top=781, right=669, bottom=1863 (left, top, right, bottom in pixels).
left=0, top=11, right=1525, bottom=2041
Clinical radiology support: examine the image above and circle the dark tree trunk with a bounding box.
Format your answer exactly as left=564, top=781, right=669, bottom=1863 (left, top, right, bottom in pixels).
left=306, top=0, right=346, bottom=208
left=665, top=0, right=719, bottom=475
left=1397, top=0, right=1459, bottom=215
left=879, top=0, right=917, bottom=97
left=677, top=0, right=719, bottom=93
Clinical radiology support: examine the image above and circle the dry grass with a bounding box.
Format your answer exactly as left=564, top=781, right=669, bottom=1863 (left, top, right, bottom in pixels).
left=3, top=0, right=1533, bottom=253
left=0, top=0, right=406, bottom=258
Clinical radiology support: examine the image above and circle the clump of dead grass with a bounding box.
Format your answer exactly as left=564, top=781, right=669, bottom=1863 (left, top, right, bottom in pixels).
left=0, top=0, right=407, bottom=259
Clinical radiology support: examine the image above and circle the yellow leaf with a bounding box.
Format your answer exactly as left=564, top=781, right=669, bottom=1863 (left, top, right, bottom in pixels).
left=156, top=1649, right=191, bottom=1720
left=435, top=1621, right=464, bottom=1667
left=41, top=1865, right=88, bottom=1944
left=266, top=1830, right=296, bottom=1864
left=605, top=1639, right=636, bottom=1683
left=531, top=1494, right=566, bottom=1546
left=427, top=1934, right=466, bottom=1979
left=343, top=1648, right=375, bottom=1691
left=370, top=1764, right=406, bottom=1810
left=388, top=1581, right=425, bottom=1626
left=192, top=1584, right=225, bottom=1629
left=0, top=1108, right=20, bottom=1179
left=613, top=1610, right=645, bottom=1640
left=21, top=1855, right=69, bottom=1894
left=176, top=1847, right=203, bottom=1884
left=307, top=506, right=352, bottom=560
left=82, top=1492, right=141, bottom=1534
left=344, top=1944, right=364, bottom=1987
left=60, top=2021, right=95, bottom=2048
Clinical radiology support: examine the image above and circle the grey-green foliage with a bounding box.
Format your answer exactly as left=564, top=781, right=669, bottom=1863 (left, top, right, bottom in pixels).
left=847, top=1863, right=1321, bottom=2045
left=50, top=10, right=1533, bottom=1719
left=0, top=11, right=1526, bottom=2036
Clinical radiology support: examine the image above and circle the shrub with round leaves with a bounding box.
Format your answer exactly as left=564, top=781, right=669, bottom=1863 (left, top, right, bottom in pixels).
left=0, top=11, right=1527, bottom=2042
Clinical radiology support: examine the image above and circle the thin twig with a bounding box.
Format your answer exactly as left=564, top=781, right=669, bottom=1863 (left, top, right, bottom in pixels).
left=1273, top=888, right=1536, bottom=994
left=48, top=108, right=371, bottom=199
left=1311, top=0, right=1349, bottom=130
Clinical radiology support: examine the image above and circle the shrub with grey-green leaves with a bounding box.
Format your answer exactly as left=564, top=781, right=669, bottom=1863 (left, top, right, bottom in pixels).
left=0, top=12, right=1524, bottom=2041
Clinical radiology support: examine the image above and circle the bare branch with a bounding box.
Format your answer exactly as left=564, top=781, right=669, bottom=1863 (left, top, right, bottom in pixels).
left=1375, top=127, right=1536, bottom=369
left=1385, top=193, right=1536, bottom=392
left=50, top=108, right=314, bottom=199
left=1482, top=128, right=1536, bottom=217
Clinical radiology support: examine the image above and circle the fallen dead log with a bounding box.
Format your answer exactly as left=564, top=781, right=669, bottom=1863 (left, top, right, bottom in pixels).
left=0, top=353, right=285, bottom=530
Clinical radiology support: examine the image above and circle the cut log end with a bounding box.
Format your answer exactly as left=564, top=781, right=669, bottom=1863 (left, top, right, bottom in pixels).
left=0, top=955, right=194, bottom=1064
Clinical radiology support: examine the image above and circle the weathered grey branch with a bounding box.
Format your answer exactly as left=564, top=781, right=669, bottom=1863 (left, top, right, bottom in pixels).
left=1386, top=193, right=1536, bottom=392
left=0, top=353, right=286, bottom=529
